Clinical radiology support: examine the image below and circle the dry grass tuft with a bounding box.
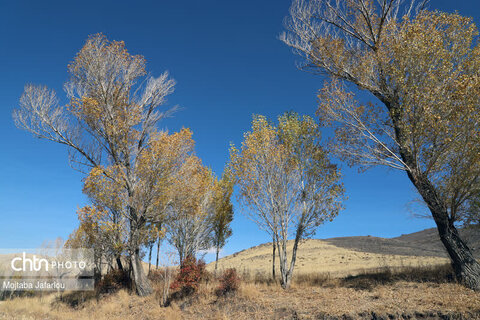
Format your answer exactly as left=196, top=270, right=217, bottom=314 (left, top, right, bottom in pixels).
left=238, top=282, right=262, bottom=301
left=164, top=303, right=182, bottom=320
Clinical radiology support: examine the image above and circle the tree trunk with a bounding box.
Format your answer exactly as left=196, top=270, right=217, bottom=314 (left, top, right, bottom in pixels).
left=94, top=251, right=102, bottom=301
left=276, top=234, right=292, bottom=289
left=409, top=171, right=480, bottom=290
left=281, top=271, right=292, bottom=289
left=116, top=256, right=124, bottom=271
left=215, top=246, right=220, bottom=273
left=93, top=254, right=102, bottom=289
left=437, top=218, right=480, bottom=290
left=156, top=238, right=161, bottom=270
left=128, top=214, right=153, bottom=296
left=272, top=234, right=276, bottom=281
left=131, top=249, right=153, bottom=296
left=280, top=226, right=303, bottom=290
left=148, top=244, right=153, bottom=275
left=277, top=248, right=290, bottom=289
left=384, top=97, right=480, bottom=291
left=179, top=251, right=184, bottom=266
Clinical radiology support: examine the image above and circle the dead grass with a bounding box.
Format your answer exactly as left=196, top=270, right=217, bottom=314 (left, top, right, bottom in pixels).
left=0, top=289, right=170, bottom=320
left=177, top=278, right=480, bottom=319
left=207, top=239, right=449, bottom=278
left=1, top=264, right=479, bottom=319
left=291, top=263, right=455, bottom=290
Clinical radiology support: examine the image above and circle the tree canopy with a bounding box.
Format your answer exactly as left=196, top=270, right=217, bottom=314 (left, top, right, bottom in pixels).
left=229, top=112, right=344, bottom=288
left=282, top=0, right=480, bottom=290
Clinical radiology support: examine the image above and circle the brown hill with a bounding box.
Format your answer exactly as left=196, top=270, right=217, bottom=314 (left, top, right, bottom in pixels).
left=393, top=227, right=480, bottom=256
left=209, top=228, right=480, bottom=277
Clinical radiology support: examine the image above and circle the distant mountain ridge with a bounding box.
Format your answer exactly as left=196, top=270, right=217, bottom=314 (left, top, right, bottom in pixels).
left=324, top=227, right=479, bottom=258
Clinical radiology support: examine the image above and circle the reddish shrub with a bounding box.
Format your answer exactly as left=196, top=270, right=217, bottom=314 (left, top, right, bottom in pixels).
left=170, top=255, right=206, bottom=296
left=215, top=268, right=240, bottom=297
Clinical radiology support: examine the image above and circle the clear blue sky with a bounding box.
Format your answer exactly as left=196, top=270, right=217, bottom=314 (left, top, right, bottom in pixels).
left=0, top=1, right=478, bottom=260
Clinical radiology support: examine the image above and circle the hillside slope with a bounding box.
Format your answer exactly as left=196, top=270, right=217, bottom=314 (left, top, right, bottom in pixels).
left=209, top=228, right=479, bottom=277
left=394, top=227, right=480, bottom=255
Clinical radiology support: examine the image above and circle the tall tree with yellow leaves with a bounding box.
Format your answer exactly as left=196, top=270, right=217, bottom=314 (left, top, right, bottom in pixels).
left=14, top=34, right=178, bottom=296
left=211, top=173, right=234, bottom=272
left=229, top=113, right=344, bottom=289
left=84, top=128, right=196, bottom=291
left=282, top=0, right=480, bottom=289
left=65, top=205, right=127, bottom=281
left=165, top=155, right=216, bottom=263
left=81, top=165, right=128, bottom=271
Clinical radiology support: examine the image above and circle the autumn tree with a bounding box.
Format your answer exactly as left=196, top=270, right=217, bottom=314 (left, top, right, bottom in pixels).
left=86, top=127, right=196, bottom=281
left=13, top=34, right=178, bottom=296
left=141, top=223, right=163, bottom=275
left=82, top=127, right=207, bottom=275
left=282, top=0, right=480, bottom=289
left=65, top=205, right=127, bottom=280
left=211, top=173, right=234, bottom=272
left=65, top=207, right=103, bottom=280
left=231, top=115, right=283, bottom=281
left=82, top=165, right=128, bottom=271
left=462, top=196, right=480, bottom=228
left=229, top=113, right=344, bottom=289
left=166, top=156, right=216, bottom=263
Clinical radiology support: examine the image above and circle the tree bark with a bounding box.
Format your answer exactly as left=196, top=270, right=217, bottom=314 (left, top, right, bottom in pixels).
left=156, top=238, right=161, bottom=270
left=284, top=225, right=303, bottom=289
left=276, top=233, right=292, bottom=289
left=131, top=249, right=153, bottom=296
left=278, top=226, right=303, bottom=289
left=272, top=234, right=276, bottom=281
left=127, top=212, right=153, bottom=296
left=148, top=244, right=153, bottom=275
left=411, top=173, right=480, bottom=290
left=215, top=246, right=220, bottom=274
left=116, top=256, right=124, bottom=271
left=437, top=218, right=480, bottom=290
left=383, top=96, right=480, bottom=291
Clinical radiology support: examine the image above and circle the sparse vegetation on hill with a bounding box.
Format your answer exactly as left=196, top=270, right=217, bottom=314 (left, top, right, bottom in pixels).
left=208, top=236, right=450, bottom=278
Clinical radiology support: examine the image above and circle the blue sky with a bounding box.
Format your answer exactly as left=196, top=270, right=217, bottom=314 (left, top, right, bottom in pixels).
left=1, top=1, right=479, bottom=261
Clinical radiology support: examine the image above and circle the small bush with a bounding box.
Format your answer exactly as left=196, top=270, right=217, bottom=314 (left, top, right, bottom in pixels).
left=215, top=268, right=240, bottom=297
left=97, top=269, right=130, bottom=294
left=170, top=255, right=206, bottom=297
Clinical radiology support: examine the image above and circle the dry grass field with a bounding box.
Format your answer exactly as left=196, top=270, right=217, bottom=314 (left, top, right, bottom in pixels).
left=1, top=271, right=480, bottom=319
left=207, top=239, right=449, bottom=278
left=207, top=227, right=479, bottom=279
left=1, top=229, right=479, bottom=319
